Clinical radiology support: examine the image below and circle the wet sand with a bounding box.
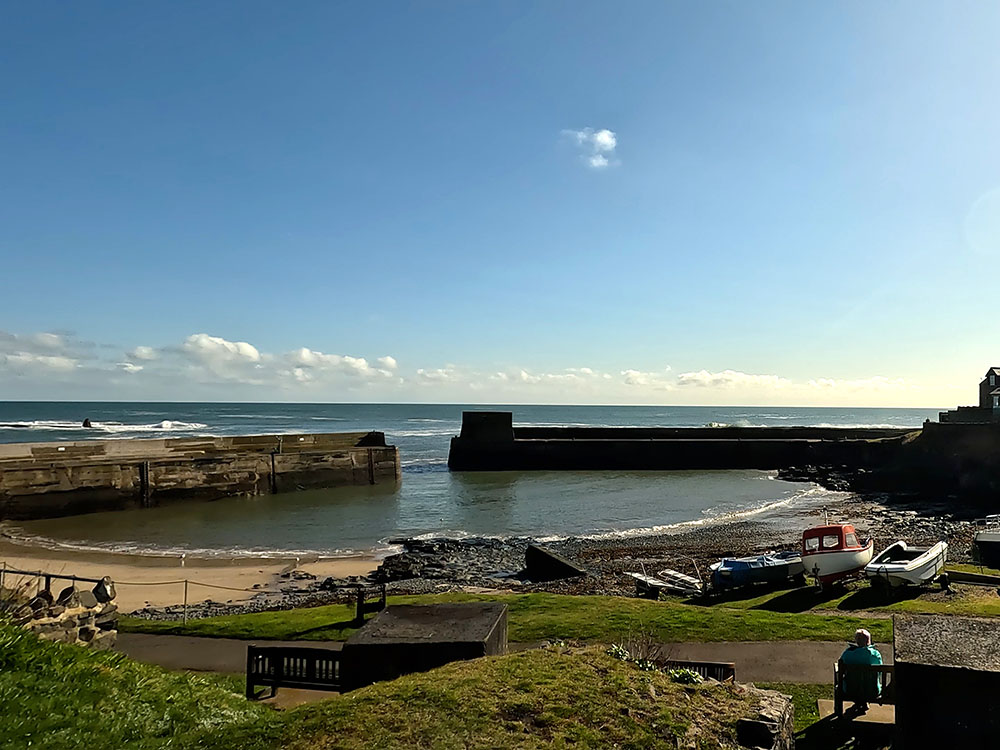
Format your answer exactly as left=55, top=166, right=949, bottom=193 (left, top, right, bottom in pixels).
left=0, top=540, right=377, bottom=612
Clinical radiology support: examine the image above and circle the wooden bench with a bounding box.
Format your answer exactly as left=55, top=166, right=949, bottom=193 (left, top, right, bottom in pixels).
left=833, top=660, right=895, bottom=718
left=245, top=585, right=386, bottom=699
left=246, top=645, right=342, bottom=699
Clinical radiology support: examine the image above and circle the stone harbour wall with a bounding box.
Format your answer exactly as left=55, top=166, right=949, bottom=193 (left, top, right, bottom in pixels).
left=449, top=411, right=913, bottom=472
left=0, top=431, right=400, bottom=520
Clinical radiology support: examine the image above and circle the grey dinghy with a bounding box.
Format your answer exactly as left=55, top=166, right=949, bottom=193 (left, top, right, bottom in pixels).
left=864, top=540, right=947, bottom=587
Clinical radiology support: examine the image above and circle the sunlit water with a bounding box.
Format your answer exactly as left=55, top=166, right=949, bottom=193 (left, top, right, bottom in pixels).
left=0, top=403, right=937, bottom=557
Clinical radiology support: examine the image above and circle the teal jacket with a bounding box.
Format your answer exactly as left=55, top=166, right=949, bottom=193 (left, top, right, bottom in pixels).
left=840, top=644, right=883, bottom=701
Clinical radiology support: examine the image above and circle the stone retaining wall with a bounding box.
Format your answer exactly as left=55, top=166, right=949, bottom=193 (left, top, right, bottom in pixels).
left=11, top=577, right=118, bottom=650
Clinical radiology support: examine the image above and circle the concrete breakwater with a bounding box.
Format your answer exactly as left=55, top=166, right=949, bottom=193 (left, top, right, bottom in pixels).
left=0, top=432, right=400, bottom=520
left=448, top=412, right=914, bottom=471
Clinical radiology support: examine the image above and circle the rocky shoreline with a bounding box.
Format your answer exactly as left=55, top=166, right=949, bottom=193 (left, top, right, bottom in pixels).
left=129, top=488, right=980, bottom=621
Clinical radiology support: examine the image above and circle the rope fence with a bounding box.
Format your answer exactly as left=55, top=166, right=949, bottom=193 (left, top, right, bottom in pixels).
left=0, top=562, right=319, bottom=624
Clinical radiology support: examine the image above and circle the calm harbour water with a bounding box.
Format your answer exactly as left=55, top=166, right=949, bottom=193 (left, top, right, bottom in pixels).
left=0, top=403, right=938, bottom=558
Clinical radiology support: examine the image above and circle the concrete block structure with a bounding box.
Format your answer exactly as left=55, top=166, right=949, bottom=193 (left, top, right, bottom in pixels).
left=893, top=614, right=1000, bottom=748
left=340, top=603, right=508, bottom=691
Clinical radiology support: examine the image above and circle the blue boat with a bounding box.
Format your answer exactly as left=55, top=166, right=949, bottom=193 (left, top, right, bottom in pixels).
left=709, top=551, right=805, bottom=591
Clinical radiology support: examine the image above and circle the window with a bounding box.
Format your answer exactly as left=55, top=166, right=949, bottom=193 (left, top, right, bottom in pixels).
left=994, top=395, right=999, bottom=410
left=845, top=533, right=858, bottom=548
left=992, top=375, right=996, bottom=387
left=822, top=534, right=841, bottom=549
left=805, top=537, right=820, bottom=552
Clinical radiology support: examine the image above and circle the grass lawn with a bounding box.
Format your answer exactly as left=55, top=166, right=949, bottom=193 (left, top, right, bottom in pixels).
left=944, top=562, right=1000, bottom=576
left=121, top=591, right=893, bottom=644
left=2, top=619, right=768, bottom=750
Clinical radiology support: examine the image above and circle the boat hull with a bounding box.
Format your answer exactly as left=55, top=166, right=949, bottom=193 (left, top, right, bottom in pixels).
left=974, top=530, right=1000, bottom=569
left=710, top=553, right=805, bottom=590
left=803, top=540, right=874, bottom=584
left=865, top=541, right=948, bottom=586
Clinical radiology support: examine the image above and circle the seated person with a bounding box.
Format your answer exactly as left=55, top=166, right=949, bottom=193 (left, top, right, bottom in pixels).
left=840, top=628, right=883, bottom=709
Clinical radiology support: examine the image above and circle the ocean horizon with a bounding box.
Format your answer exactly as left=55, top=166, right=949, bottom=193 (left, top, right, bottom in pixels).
left=0, top=402, right=939, bottom=560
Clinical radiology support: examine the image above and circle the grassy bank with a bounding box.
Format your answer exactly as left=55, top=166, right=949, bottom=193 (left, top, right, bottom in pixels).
left=0, top=620, right=272, bottom=750
left=234, top=646, right=762, bottom=749
left=121, top=592, right=894, bottom=643
left=2, top=619, right=767, bottom=749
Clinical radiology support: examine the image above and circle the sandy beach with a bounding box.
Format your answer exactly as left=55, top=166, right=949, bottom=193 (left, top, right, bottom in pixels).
left=0, top=540, right=378, bottom=612
left=3, top=489, right=979, bottom=616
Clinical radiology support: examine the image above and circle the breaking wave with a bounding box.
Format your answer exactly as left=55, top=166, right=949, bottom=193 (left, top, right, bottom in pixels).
left=387, top=428, right=457, bottom=437
left=570, top=485, right=848, bottom=542
left=0, top=524, right=392, bottom=560
left=0, top=419, right=209, bottom=434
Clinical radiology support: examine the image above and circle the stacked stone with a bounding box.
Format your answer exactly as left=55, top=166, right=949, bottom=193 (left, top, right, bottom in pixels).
left=13, top=576, right=118, bottom=650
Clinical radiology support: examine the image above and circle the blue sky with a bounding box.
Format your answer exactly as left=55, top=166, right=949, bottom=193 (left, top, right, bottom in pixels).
left=2, top=1, right=999, bottom=405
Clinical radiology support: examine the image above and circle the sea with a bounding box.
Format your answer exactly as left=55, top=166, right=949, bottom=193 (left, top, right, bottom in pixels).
left=0, top=403, right=939, bottom=559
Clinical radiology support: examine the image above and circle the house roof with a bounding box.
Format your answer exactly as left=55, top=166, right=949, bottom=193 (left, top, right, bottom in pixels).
left=990, top=389, right=1000, bottom=396
left=987, top=368, right=1000, bottom=377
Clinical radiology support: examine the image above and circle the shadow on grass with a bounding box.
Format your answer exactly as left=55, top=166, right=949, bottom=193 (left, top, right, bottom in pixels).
left=683, top=581, right=811, bottom=608
left=836, top=585, right=921, bottom=612
left=744, top=581, right=924, bottom=614
left=749, top=586, right=846, bottom=613
left=287, top=618, right=362, bottom=639
left=795, top=716, right=893, bottom=750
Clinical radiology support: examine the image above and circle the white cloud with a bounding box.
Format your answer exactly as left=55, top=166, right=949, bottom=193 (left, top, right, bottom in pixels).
left=591, top=129, right=616, bottom=152
left=621, top=369, right=675, bottom=390
left=0, top=330, right=88, bottom=357
left=676, top=369, right=792, bottom=390
left=31, top=332, right=65, bottom=350
left=562, top=127, right=620, bottom=169
left=287, top=347, right=393, bottom=379
left=2, top=352, right=78, bottom=372
left=417, top=365, right=461, bottom=383
left=129, top=346, right=158, bottom=361
left=0, top=329, right=942, bottom=406
left=184, top=333, right=261, bottom=363
left=491, top=367, right=609, bottom=387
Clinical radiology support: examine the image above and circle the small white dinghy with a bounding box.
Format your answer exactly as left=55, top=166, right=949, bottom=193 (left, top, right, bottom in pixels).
left=865, top=540, right=948, bottom=587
